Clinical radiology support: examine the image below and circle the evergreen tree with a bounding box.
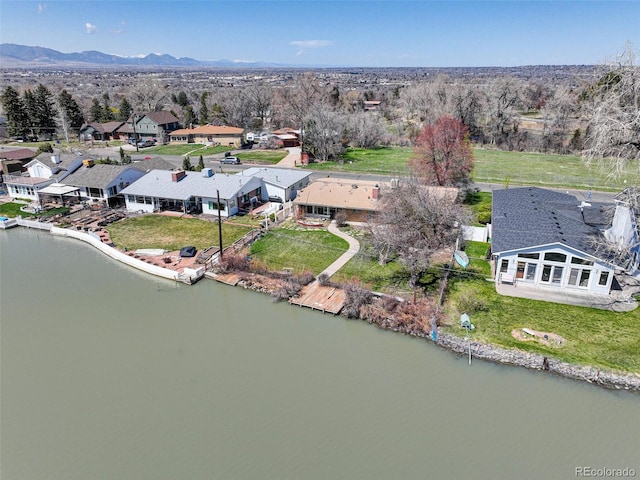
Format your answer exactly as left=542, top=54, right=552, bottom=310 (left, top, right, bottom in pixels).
left=102, top=93, right=114, bottom=121
left=1, top=86, right=30, bottom=138
left=89, top=98, right=103, bottom=122
left=118, top=97, right=133, bottom=122
left=176, top=91, right=189, bottom=107
left=197, top=155, right=204, bottom=172
left=33, top=84, right=58, bottom=139
left=199, top=92, right=209, bottom=124
left=182, top=156, right=193, bottom=171
left=58, top=89, right=85, bottom=133
left=183, top=105, right=197, bottom=128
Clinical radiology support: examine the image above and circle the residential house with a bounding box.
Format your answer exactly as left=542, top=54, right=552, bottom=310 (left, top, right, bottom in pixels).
left=293, top=178, right=387, bottom=222
left=117, top=111, right=180, bottom=143
left=240, top=167, right=312, bottom=202
left=293, top=178, right=458, bottom=223
left=491, top=187, right=639, bottom=296
left=0, top=147, right=37, bottom=176
left=4, top=153, right=84, bottom=202
left=79, top=121, right=125, bottom=141
left=364, top=100, right=381, bottom=111
left=54, top=161, right=147, bottom=208
left=271, top=128, right=300, bottom=148
left=169, top=125, right=245, bottom=146
left=120, top=168, right=265, bottom=217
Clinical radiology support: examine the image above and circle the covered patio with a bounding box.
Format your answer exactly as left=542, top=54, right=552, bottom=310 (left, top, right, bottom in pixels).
left=38, top=183, right=81, bottom=207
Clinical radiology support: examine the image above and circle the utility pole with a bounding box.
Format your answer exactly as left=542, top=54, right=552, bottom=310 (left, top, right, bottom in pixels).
left=217, top=189, right=223, bottom=259
left=132, top=113, right=139, bottom=153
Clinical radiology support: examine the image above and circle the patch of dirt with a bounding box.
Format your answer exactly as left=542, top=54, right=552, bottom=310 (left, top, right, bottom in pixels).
left=511, top=328, right=566, bottom=348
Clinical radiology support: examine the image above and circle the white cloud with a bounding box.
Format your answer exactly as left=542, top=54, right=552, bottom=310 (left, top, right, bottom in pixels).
left=37, top=3, right=47, bottom=14
left=289, top=40, right=333, bottom=55
left=85, top=22, right=97, bottom=34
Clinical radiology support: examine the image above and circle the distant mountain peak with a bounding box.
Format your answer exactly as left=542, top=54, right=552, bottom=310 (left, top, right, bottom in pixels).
left=0, top=43, right=286, bottom=68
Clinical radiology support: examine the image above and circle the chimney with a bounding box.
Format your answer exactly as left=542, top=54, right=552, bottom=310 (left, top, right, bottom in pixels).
left=372, top=184, right=380, bottom=200
left=172, top=170, right=187, bottom=182
left=51, top=155, right=61, bottom=164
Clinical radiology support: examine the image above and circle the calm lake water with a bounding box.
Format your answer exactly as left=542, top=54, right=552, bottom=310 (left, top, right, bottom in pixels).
left=1, top=228, right=639, bottom=480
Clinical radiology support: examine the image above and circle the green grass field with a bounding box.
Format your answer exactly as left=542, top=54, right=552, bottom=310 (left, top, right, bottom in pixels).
left=106, top=215, right=251, bottom=251
left=141, top=144, right=231, bottom=156
left=236, top=150, right=288, bottom=164
left=304, top=147, right=412, bottom=175
left=472, top=149, right=640, bottom=191
left=301, top=146, right=640, bottom=191
left=249, top=229, right=349, bottom=275
left=445, top=276, right=640, bottom=372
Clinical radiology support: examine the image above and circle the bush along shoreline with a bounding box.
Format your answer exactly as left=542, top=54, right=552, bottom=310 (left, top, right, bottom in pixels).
left=218, top=269, right=640, bottom=393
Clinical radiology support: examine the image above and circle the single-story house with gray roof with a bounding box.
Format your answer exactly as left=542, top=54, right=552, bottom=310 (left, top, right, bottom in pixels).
left=491, top=187, right=640, bottom=296
left=239, top=167, right=312, bottom=201
left=57, top=162, right=147, bottom=207
left=120, top=168, right=265, bottom=216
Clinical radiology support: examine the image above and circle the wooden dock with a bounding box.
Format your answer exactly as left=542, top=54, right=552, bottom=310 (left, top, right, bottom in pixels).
left=209, top=272, right=242, bottom=286
left=290, top=282, right=345, bottom=314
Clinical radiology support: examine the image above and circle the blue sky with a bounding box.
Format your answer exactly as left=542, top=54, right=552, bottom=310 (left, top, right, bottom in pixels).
left=1, top=0, right=638, bottom=67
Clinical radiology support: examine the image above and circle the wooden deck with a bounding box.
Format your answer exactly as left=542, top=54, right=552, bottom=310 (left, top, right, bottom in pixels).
left=209, top=272, right=242, bottom=286
left=290, top=282, right=345, bottom=314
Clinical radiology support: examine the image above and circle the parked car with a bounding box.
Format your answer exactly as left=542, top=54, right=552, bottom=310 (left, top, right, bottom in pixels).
left=138, top=139, right=155, bottom=148
left=220, top=156, right=241, bottom=164
left=268, top=195, right=283, bottom=203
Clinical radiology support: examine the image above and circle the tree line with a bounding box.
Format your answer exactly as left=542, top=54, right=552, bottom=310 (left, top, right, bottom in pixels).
left=1, top=44, right=638, bottom=176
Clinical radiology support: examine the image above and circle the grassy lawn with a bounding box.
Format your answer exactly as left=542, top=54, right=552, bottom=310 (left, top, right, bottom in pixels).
left=443, top=244, right=640, bottom=373
left=249, top=229, right=349, bottom=275
left=236, top=150, right=288, bottom=164
left=300, top=145, right=640, bottom=191
left=0, top=202, right=34, bottom=217
left=106, top=215, right=252, bottom=251
left=304, top=147, right=412, bottom=175
left=463, top=190, right=492, bottom=225
left=472, top=148, right=640, bottom=191
left=142, top=144, right=232, bottom=156
left=332, top=248, right=409, bottom=293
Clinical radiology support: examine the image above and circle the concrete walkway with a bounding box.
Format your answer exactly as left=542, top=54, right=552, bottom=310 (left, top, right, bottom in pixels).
left=318, top=220, right=360, bottom=279
left=276, top=147, right=301, bottom=168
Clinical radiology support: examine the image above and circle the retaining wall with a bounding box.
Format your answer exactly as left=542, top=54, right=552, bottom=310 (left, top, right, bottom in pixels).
left=50, top=226, right=181, bottom=282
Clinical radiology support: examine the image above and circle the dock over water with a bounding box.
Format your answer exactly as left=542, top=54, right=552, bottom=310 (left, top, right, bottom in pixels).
left=290, top=282, right=345, bottom=314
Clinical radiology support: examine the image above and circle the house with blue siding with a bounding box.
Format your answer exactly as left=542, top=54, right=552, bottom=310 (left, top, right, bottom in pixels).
left=491, top=187, right=640, bottom=298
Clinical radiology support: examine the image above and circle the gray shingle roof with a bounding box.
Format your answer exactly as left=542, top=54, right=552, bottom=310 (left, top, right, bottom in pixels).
left=491, top=187, right=612, bottom=256
left=240, top=167, right=312, bottom=187
left=120, top=169, right=263, bottom=201
left=62, top=164, right=141, bottom=189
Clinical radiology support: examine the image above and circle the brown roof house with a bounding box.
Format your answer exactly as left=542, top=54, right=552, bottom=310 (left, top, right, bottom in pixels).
left=169, top=125, right=245, bottom=146
left=79, top=121, right=125, bottom=141
left=0, top=148, right=37, bottom=175
left=293, top=178, right=387, bottom=223
left=293, top=178, right=458, bottom=223
left=117, top=111, right=180, bottom=143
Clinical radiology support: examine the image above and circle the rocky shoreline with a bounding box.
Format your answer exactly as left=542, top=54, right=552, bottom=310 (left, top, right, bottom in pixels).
left=230, top=274, right=640, bottom=393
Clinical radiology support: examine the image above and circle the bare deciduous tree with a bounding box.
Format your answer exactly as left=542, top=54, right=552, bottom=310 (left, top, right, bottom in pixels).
left=302, top=105, right=346, bottom=161
left=582, top=43, right=640, bottom=177
left=345, top=111, right=389, bottom=148
left=368, top=179, right=471, bottom=287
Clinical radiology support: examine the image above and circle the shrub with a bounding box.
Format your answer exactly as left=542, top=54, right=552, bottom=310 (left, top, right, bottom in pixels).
left=335, top=211, right=347, bottom=227
left=455, top=286, right=489, bottom=314
left=476, top=204, right=492, bottom=225
left=343, top=281, right=373, bottom=318
left=216, top=251, right=250, bottom=273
